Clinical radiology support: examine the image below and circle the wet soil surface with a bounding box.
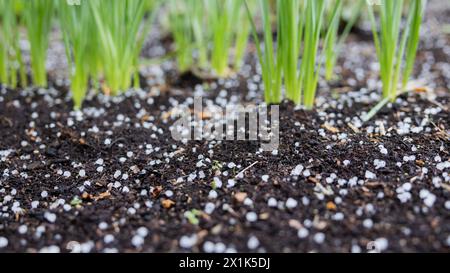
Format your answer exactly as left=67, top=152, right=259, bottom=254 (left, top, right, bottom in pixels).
left=0, top=76, right=448, bottom=253
left=0, top=2, right=449, bottom=253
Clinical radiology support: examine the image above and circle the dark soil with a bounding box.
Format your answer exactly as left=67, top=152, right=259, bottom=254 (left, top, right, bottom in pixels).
left=0, top=2, right=449, bottom=253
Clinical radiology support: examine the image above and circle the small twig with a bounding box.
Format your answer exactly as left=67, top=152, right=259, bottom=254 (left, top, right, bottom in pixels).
left=235, top=161, right=259, bottom=179
left=347, top=123, right=361, bottom=134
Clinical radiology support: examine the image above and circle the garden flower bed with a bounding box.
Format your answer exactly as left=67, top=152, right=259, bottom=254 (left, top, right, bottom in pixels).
left=0, top=0, right=448, bottom=253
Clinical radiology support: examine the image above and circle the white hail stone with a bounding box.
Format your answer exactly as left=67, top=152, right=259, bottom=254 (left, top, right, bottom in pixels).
left=285, top=198, right=298, bottom=209
left=247, top=236, right=260, bottom=250
left=291, top=165, right=304, bottom=176
left=365, top=170, right=377, bottom=179
left=246, top=212, right=258, bottom=222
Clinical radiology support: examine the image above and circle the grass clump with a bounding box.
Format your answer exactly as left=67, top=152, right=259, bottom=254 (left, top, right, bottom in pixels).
left=88, top=0, right=155, bottom=95
left=57, top=0, right=158, bottom=108
left=367, top=0, right=426, bottom=101
left=167, top=0, right=200, bottom=73
left=168, top=0, right=252, bottom=77
left=208, top=0, right=252, bottom=76
left=0, top=0, right=27, bottom=88
left=23, top=0, right=54, bottom=88
left=58, top=0, right=96, bottom=109
left=247, top=0, right=341, bottom=108
left=324, top=0, right=364, bottom=81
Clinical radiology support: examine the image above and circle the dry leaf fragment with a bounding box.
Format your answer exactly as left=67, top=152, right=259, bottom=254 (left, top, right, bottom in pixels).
left=234, top=192, right=247, bottom=203
left=288, top=219, right=302, bottom=230
left=259, top=213, right=270, bottom=220
left=322, top=123, right=340, bottom=133
left=81, top=192, right=92, bottom=200
left=326, top=201, right=337, bottom=211
left=152, top=186, right=163, bottom=198
left=194, top=111, right=212, bottom=120
left=307, top=177, right=320, bottom=184
left=416, top=160, right=425, bottom=167
left=93, top=191, right=111, bottom=201
left=211, top=224, right=222, bottom=235
left=414, top=86, right=429, bottom=93
left=161, top=199, right=175, bottom=209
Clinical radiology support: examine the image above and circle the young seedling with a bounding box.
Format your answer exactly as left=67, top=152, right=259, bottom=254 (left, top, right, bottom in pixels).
left=167, top=0, right=251, bottom=78
left=362, top=0, right=426, bottom=122
left=367, top=0, right=425, bottom=101
left=58, top=0, right=95, bottom=109
left=324, top=0, right=364, bottom=81
left=167, top=0, right=201, bottom=74
left=208, top=0, right=249, bottom=77
left=23, top=0, right=54, bottom=88
left=247, top=0, right=341, bottom=107
left=0, top=0, right=27, bottom=88
left=88, top=0, right=153, bottom=95
left=233, top=1, right=253, bottom=71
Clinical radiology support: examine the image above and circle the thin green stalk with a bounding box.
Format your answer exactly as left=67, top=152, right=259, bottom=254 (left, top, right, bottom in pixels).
left=133, top=0, right=160, bottom=89
left=0, top=1, right=11, bottom=85
left=89, top=0, right=151, bottom=95
left=246, top=0, right=282, bottom=103
left=233, top=0, right=253, bottom=71
left=0, top=0, right=26, bottom=88
left=168, top=0, right=196, bottom=73
left=324, top=0, right=343, bottom=81
left=247, top=0, right=340, bottom=108
left=23, top=0, right=54, bottom=88
left=280, top=0, right=301, bottom=103
left=402, top=0, right=425, bottom=89
left=302, top=0, right=329, bottom=108
left=209, top=0, right=242, bottom=76
left=190, top=0, right=208, bottom=70
left=367, top=0, right=426, bottom=102
left=16, top=35, right=27, bottom=88
left=58, top=0, right=92, bottom=109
